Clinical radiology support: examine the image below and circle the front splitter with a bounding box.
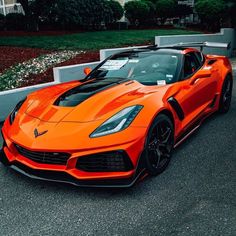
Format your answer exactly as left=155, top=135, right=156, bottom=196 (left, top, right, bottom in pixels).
left=0, top=147, right=145, bottom=188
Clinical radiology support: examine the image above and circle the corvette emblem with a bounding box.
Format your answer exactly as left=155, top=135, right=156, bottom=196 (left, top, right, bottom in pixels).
left=34, top=129, right=48, bottom=138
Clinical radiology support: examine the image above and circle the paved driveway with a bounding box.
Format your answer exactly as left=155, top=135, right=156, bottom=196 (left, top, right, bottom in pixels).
left=0, top=70, right=235, bottom=236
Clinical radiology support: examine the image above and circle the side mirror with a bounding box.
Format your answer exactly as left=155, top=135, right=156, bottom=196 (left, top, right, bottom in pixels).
left=84, top=67, right=92, bottom=76
left=189, top=69, right=211, bottom=85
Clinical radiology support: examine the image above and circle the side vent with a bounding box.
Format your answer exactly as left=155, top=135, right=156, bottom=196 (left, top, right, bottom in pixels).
left=168, top=97, right=185, bottom=121
left=207, top=59, right=217, bottom=66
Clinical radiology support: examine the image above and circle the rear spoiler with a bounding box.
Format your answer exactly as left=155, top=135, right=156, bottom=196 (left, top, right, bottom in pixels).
left=166, top=42, right=231, bottom=51
left=144, top=42, right=231, bottom=51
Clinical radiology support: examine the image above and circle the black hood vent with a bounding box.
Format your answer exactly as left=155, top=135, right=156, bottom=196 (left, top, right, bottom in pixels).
left=54, top=78, right=129, bottom=107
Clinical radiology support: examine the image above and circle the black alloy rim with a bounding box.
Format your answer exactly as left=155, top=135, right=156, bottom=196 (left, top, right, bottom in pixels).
left=147, top=120, right=173, bottom=169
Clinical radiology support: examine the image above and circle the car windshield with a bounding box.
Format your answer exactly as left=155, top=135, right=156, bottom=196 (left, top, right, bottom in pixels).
left=87, top=51, right=181, bottom=85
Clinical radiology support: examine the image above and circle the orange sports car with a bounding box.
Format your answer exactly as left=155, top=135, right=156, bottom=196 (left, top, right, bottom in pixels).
left=0, top=42, right=233, bottom=187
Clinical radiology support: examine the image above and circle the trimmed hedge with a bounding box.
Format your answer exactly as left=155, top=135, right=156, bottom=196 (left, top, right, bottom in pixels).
left=6, top=13, right=25, bottom=30
left=0, top=14, right=5, bottom=31
left=33, top=0, right=124, bottom=30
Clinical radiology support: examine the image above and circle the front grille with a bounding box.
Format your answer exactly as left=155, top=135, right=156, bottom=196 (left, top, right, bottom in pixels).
left=76, top=151, right=133, bottom=172
left=15, top=144, right=70, bottom=165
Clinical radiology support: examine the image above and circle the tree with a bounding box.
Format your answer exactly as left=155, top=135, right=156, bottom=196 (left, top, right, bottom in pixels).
left=173, top=4, right=192, bottom=19
left=38, top=0, right=82, bottom=29
left=6, top=13, right=25, bottom=30
left=224, top=0, right=236, bottom=27
left=17, top=0, right=56, bottom=30
left=76, top=0, right=113, bottom=29
left=0, top=14, right=5, bottom=30
left=17, top=0, right=30, bottom=29
left=17, top=0, right=29, bottom=16
left=40, top=0, right=115, bottom=30
left=155, top=0, right=175, bottom=24
left=106, top=0, right=124, bottom=22
left=142, top=0, right=157, bottom=24
left=195, top=0, right=226, bottom=31
left=124, top=1, right=153, bottom=26
left=18, top=0, right=118, bottom=30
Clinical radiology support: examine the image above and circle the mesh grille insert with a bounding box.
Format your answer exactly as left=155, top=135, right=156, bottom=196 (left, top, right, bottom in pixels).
left=15, top=144, right=70, bottom=165
left=76, top=151, right=133, bottom=172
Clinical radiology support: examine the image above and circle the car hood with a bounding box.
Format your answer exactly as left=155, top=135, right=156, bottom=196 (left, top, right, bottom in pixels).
left=25, top=78, right=160, bottom=123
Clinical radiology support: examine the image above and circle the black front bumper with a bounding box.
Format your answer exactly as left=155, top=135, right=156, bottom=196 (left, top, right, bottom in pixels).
left=0, top=145, right=145, bottom=188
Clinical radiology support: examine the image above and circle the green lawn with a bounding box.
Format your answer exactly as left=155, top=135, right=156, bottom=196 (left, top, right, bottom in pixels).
left=0, top=29, right=200, bottom=50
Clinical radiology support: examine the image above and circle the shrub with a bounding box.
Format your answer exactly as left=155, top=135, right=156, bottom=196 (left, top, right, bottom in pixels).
left=5, top=13, right=25, bottom=30
left=142, top=0, right=157, bottom=25
left=195, top=0, right=226, bottom=30
left=106, top=0, right=124, bottom=22
left=77, top=0, right=112, bottom=29
left=227, top=0, right=236, bottom=27
left=155, top=0, right=175, bottom=24
left=124, top=1, right=151, bottom=26
left=0, top=14, right=5, bottom=31
left=41, top=0, right=82, bottom=29
left=173, top=4, right=193, bottom=19
left=40, top=0, right=114, bottom=30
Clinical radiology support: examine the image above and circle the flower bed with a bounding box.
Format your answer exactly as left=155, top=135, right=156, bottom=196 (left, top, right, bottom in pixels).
left=20, top=51, right=100, bottom=88
left=0, top=50, right=81, bottom=91
left=0, top=47, right=50, bottom=73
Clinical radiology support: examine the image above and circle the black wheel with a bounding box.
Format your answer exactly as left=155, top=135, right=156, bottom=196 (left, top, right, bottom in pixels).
left=145, top=114, right=174, bottom=176
left=219, top=75, right=233, bottom=113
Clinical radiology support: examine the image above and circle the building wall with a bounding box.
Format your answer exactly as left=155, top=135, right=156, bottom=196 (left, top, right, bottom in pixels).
left=0, top=0, right=24, bottom=15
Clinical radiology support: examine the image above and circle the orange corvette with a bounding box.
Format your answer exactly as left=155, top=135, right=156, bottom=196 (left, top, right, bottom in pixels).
left=0, top=42, right=233, bottom=187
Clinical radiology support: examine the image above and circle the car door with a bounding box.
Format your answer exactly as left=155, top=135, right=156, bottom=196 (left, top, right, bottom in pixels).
left=174, top=52, right=217, bottom=127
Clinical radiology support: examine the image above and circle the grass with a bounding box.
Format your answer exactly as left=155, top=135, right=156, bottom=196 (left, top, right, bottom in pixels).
left=0, top=29, right=201, bottom=50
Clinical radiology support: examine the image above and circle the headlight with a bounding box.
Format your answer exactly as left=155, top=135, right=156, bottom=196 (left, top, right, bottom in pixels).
left=90, top=105, right=143, bottom=138
left=9, top=97, right=27, bottom=125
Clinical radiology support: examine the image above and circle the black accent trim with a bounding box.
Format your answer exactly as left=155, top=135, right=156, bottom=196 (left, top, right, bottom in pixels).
left=0, top=126, right=145, bottom=187
left=207, top=59, right=217, bottom=65
left=174, top=108, right=213, bottom=147
left=168, top=97, right=185, bottom=121
left=14, top=144, right=71, bottom=166
left=9, top=161, right=144, bottom=188
left=54, top=78, right=130, bottom=107
left=209, top=95, right=218, bottom=108
left=0, top=143, right=145, bottom=188
left=76, top=150, right=134, bottom=172
left=0, top=144, right=10, bottom=166
left=175, top=121, right=200, bottom=146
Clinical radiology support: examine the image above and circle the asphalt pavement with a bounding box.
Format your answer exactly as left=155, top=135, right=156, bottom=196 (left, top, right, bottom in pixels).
left=0, top=70, right=235, bottom=236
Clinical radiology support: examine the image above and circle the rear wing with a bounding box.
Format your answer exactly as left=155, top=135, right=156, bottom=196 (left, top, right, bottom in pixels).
left=165, top=42, right=231, bottom=51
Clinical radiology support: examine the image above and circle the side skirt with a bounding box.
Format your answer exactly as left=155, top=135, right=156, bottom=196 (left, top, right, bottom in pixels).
left=174, top=109, right=215, bottom=148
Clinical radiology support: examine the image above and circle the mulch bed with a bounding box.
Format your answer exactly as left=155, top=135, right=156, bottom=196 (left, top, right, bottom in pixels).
left=20, top=51, right=100, bottom=87
left=0, top=46, right=51, bottom=73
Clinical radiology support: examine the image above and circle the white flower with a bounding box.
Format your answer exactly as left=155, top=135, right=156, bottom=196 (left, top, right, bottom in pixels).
left=0, top=50, right=82, bottom=91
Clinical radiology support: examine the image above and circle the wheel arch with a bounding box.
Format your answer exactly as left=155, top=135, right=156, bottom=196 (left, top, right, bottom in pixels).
left=218, top=71, right=233, bottom=93
left=135, top=108, right=175, bottom=176
left=158, top=109, right=175, bottom=130
left=226, top=72, right=233, bottom=80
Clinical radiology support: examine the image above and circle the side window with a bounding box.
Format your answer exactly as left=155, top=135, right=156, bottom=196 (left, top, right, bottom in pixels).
left=183, top=53, right=201, bottom=78
left=194, top=51, right=205, bottom=66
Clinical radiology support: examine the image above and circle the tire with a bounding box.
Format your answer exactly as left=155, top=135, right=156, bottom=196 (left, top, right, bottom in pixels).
left=218, top=75, right=233, bottom=114
left=144, top=114, right=174, bottom=176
